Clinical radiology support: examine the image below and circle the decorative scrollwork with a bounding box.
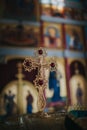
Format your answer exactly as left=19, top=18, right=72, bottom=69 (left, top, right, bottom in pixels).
left=23, top=48, right=57, bottom=112
left=37, top=87, right=46, bottom=112
left=23, top=57, right=37, bottom=72
left=34, top=75, right=47, bottom=90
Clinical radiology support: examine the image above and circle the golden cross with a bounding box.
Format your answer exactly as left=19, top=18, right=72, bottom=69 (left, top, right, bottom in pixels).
left=23, top=48, right=57, bottom=112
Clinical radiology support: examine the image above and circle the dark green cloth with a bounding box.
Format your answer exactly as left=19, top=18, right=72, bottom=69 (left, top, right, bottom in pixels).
left=69, top=110, right=87, bottom=118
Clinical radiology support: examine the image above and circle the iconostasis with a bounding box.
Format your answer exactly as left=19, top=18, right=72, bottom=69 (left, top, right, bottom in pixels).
left=0, top=0, right=87, bottom=117
left=0, top=0, right=86, bottom=49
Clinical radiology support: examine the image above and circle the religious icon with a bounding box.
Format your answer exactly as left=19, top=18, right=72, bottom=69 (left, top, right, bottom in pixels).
left=48, top=71, right=62, bottom=102
left=76, top=83, right=83, bottom=105
left=50, top=0, right=64, bottom=17
left=65, top=25, right=84, bottom=51
left=41, top=4, right=51, bottom=16
left=43, top=22, right=63, bottom=49
left=0, top=23, right=40, bottom=47
left=26, top=90, right=33, bottom=114
left=68, top=59, right=86, bottom=105
left=51, top=5, right=63, bottom=17
left=0, top=58, right=39, bottom=116
left=46, top=71, right=66, bottom=112
left=45, top=58, right=67, bottom=112
left=4, top=90, right=16, bottom=116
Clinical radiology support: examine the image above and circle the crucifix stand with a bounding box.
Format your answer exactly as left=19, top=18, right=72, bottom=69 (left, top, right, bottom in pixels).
left=23, top=48, right=57, bottom=112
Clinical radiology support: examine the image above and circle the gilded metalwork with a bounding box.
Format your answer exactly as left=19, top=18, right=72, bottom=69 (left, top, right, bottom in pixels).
left=23, top=48, right=57, bottom=112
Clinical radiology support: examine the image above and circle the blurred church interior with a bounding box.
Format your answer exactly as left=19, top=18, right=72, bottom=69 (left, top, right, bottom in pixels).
left=0, top=0, right=87, bottom=130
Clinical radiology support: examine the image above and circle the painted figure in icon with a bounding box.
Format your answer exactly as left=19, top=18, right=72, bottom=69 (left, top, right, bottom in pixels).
left=49, top=71, right=62, bottom=102
left=44, top=26, right=62, bottom=48
left=66, top=29, right=83, bottom=50
left=26, top=90, right=33, bottom=114
left=76, top=83, right=83, bottom=105
left=4, top=90, right=16, bottom=116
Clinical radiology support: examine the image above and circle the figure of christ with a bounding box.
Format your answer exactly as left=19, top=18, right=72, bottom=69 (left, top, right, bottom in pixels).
left=26, top=90, right=33, bottom=114
left=44, top=26, right=62, bottom=48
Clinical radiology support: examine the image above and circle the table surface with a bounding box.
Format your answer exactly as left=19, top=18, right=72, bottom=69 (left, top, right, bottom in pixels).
left=0, top=113, right=66, bottom=130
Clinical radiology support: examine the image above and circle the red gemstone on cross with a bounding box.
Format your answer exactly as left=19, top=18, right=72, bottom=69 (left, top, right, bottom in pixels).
left=38, top=49, right=43, bottom=55
left=50, top=62, right=55, bottom=67
left=38, top=79, right=43, bottom=85
left=26, top=61, right=31, bottom=67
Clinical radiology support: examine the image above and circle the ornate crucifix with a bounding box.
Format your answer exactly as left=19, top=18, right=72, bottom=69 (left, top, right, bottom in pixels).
left=23, top=48, right=57, bottom=112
